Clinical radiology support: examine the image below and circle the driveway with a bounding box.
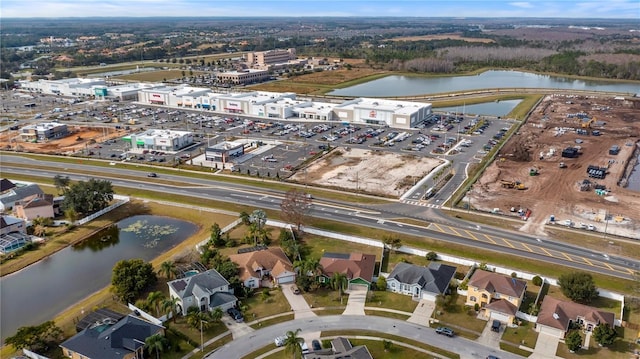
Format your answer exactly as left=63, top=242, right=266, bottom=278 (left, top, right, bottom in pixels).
left=281, top=283, right=316, bottom=319
left=529, top=333, right=560, bottom=359
left=342, top=287, right=367, bottom=315
left=407, top=299, right=435, bottom=326
left=222, top=314, right=255, bottom=339
left=476, top=319, right=502, bottom=348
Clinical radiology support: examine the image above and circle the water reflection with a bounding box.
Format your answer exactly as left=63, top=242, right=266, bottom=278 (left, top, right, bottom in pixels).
left=72, top=225, right=120, bottom=252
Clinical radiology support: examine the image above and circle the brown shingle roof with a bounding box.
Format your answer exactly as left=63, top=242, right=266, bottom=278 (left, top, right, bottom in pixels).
left=320, top=252, right=376, bottom=283
left=229, top=247, right=293, bottom=282
left=18, top=193, right=53, bottom=208
left=468, top=270, right=526, bottom=298
left=485, top=299, right=518, bottom=316
left=536, top=296, right=615, bottom=331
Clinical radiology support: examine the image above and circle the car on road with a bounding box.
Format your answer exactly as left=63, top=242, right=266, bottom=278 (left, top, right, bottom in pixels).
left=312, top=339, right=322, bottom=351
left=147, top=172, right=157, bottom=177
left=227, top=307, right=244, bottom=322
left=486, top=356, right=500, bottom=359
left=435, top=326, right=455, bottom=337
left=274, top=335, right=286, bottom=347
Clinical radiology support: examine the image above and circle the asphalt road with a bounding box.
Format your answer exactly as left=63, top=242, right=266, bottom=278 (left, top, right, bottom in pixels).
left=208, top=315, right=522, bottom=359
left=3, top=154, right=638, bottom=280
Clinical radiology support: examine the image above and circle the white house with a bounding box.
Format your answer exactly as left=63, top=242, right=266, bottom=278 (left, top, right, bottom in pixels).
left=167, top=269, right=237, bottom=315
left=386, top=262, right=456, bottom=301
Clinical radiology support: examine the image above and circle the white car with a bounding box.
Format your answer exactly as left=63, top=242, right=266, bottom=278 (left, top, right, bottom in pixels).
left=274, top=336, right=286, bottom=347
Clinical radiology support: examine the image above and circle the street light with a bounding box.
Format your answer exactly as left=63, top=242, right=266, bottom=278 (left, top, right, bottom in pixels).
left=200, top=319, right=209, bottom=352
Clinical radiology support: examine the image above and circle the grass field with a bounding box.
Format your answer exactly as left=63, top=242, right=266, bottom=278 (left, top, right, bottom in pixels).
left=115, top=69, right=211, bottom=82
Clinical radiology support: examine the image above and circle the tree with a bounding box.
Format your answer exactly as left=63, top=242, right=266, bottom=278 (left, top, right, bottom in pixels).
left=53, top=174, right=70, bottom=194
left=210, top=307, right=223, bottom=323
left=146, top=291, right=165, bottom=317
left=330, top=272, right=348, bottom=302
left=532, top=275, right=543, bottom=286
left=248, top=209, right=268, bottom=246
left=5, top=321, right=63, bottom=352
left=186, top=306, right=208, bottom=329
left=161, top=296, right=180, bottom=322
left=283, top=328, right=304, bottom=359
left=383, top=235, right=402, bottom=253
left=209, top=223, right=225, bottom=247
left=558, top=272, right=599, bottom=304
left=111, top=259, right=157, bottom=303
left=280, top=189, right=312, bottom=232
left=61, top=178, right=114, bottom=215
left=376, top=276, right=387, bottom=291
left=158, top=260, right=177, bottom=280
left=383, top=339, right=393, bottom=352
left=239, top=211, right=251, bottom=226
left=144, top=333, right=167, bottom=359
left=593, top=323, right=617, bottom=346
left=565, top=330, right=583, bottom=352
left=425, top=251, right=438, bottom=261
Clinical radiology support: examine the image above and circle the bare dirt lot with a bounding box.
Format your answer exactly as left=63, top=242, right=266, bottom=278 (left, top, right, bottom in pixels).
left=467, top=95, right=640, bottom=239
left=292, top=148, right=442, bottom=197
left=389, top=33, right=495, bottom=43
left=0, top=125, right=124, bottom=155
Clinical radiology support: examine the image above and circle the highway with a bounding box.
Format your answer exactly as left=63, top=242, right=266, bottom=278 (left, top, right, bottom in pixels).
left=2, top=153, right=639, bottom=280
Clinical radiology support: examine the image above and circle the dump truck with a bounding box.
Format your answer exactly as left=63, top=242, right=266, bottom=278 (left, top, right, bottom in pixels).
left=501, top=180, right=527, bottom=190
left=529, top=168, right=539, bottom=176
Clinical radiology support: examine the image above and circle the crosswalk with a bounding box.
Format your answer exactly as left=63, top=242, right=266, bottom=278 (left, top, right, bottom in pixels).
left=402, top=200, right=440, bottom=208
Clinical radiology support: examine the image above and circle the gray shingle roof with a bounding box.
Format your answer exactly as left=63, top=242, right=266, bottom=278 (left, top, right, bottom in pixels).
left=60, top=315, right=164, bottom=359
left=168, top=268, right=230, bottom=300
left=0, top=184, right=44, bottom=209
left=388, top=262, right=457, bottom=295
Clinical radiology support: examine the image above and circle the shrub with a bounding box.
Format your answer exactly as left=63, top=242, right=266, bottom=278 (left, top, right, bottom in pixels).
left=425, top=251, right=438, bottom=261
left=532, top=275, right=543, bottom=286
left=511, top=272, right=518, bottom=278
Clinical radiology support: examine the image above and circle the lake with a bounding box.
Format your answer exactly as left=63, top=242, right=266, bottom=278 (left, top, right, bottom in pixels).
left=0, top=215, right=198, bottom=342
left=328, top=70, right=640, bottom=97
left=435, top=99, right=522, bottom=117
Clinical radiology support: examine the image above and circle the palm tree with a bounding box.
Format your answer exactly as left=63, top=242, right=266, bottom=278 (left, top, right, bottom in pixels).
left=161, top=296, right=180, bottom=323
left=158, top=261, right=177, bottom=280
left=330, top=272, right=348, bottom=302
left=144, top=333, right=167, bottom=359
left=147, top=291, right=166, bottom=317
left=283, top=328, right=304, bottom=359
left=210, top=307, right=223, bottom=323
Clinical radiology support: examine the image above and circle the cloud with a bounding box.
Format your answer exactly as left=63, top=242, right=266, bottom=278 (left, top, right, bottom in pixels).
left=509, top=2, right=534, bottom=8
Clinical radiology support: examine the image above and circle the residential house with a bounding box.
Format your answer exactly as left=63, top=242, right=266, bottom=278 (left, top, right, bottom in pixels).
left=535, top=296, right=615, bottom=338
left=60, top=314, right=164, bottom=359
left=229, top=246, right=296, bottom=288
left=0, top=215, right=30, bottom=255
left=304, top=337, right=374, bottom=359
left=0, top=181, right=44, bottom=212
left=386, top=262, right=457, bottom=301
left=466, top=270, right=527, bottom=323
left=319, top=252, right=376, bottom=289
left=168, top=268, right=237, bottom=315
left=14, top=193, right=55, bottom=220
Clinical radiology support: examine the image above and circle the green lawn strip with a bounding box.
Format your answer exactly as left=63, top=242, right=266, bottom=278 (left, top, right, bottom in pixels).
left=499, top=343, right=533, bottom=357
left=363, top=310, right=411, bottom=320
left=240, top=343, right=278, bottom=359
left=193, top=333, right=234, bottom=359
left=320, top=330, right=460, bottom=359
left=249, top=313, right=295, bottom=330
left=555, top=333, right=630, bottom=359
left=351, top=338, right=451, bottom=359
left=365, top=291, right=419, bottom=313
left=303, top=287, right=348, bottom=308
left=501, top=320, right=538, bottom=349
left=314, top=308, right=347, bottom=316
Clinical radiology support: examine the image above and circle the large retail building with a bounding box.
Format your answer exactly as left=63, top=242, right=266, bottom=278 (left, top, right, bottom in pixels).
left=122, top=129, right=194, bottom=152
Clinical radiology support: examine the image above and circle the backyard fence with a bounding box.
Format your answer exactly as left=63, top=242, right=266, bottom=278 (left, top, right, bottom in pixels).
left=74, top=194, right=130, bottom=226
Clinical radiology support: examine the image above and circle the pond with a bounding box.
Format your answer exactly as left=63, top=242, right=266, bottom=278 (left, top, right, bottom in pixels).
left=0, top=215, right=198, bottom=342
left=328, top=70, right=640, bottom=97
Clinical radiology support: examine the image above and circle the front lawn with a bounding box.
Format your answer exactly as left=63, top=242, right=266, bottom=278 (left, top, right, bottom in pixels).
left=501, top=320, right=538, bottom=349
left=556, top=328, right=633, bottom=359
left=431, top=293, right=486, bottom=338
left=365, top=290, right=419, bottom=313
left=240, top=287, right=291, bottom=321
left=303, top=287, right=347, bottom=309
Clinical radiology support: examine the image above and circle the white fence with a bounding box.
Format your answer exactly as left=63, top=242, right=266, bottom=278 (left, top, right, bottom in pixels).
left=74, top=194, right=130, bottom=225
left=22, top=349, right=49, bottom=359
left=127, top=303, right=164, bottom=326
left=196, top=218, right=242, bottom=251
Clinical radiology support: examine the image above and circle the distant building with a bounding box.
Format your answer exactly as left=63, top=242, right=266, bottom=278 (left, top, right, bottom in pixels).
left=20, top=122, right=69, bottom=141
left=122, top=129, right=193, bottom=153
left=18, top=78, right=106, bottom=97
left=0, top=181, right=45, bottom=212
left=245, top=48, right=296, bottom=68
left=0, top=215, right=26, bottom=236
left=216, top=69, right=270, bottom=85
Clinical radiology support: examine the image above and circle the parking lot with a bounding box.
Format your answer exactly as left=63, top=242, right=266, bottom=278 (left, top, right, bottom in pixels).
left=2, top=90, right=513, bottom=198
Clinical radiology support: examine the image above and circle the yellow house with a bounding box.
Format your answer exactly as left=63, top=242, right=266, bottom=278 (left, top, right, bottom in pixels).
left=466, top=270, right=527, bottom=323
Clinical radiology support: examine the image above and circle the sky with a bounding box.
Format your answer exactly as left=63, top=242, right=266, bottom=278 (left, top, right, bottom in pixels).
left=1, top=0, right=639, bottom=19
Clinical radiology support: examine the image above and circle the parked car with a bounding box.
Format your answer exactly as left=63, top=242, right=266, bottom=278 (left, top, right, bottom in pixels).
left=292, top=285, right=301, bottom=295
left=435, top=327, right=455, bottom=337
left=491, top=320, right=501, bottom=332
left=274, top=335, right=286, bottom=347
left=486, top=356, right=500, bottom=359
left=312, top=339, right=322, bottom=351
left=227, top=307, right=244, bottom=322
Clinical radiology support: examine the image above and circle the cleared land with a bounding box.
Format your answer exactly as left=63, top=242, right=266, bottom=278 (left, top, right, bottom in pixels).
left=0, top=126, right=124, bottom=155
left=291, top=148, right=442, bottom=197
left=114, top=69, right=209, bottom=82
left=389, top=33, right=495, bottom=43
left=466, top=95, right=640, bottom=239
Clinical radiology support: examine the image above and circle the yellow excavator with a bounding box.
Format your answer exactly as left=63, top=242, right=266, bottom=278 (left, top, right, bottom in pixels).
left=581, top=117, right=596, bottom=128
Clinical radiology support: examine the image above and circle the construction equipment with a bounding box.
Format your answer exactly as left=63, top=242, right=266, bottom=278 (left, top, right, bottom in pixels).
left=559, top=162, right=567, bottom=168
left=500, top=180, right=527, bottom=190
left=529, top=168, right=539, bottom=176
left=581, top=117, right=596, bottom=128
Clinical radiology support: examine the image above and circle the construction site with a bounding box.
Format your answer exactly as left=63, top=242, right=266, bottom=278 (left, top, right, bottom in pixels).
left=466, top=94, right=640, bottom=239
left=0, top=125, right=123, bottom=155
